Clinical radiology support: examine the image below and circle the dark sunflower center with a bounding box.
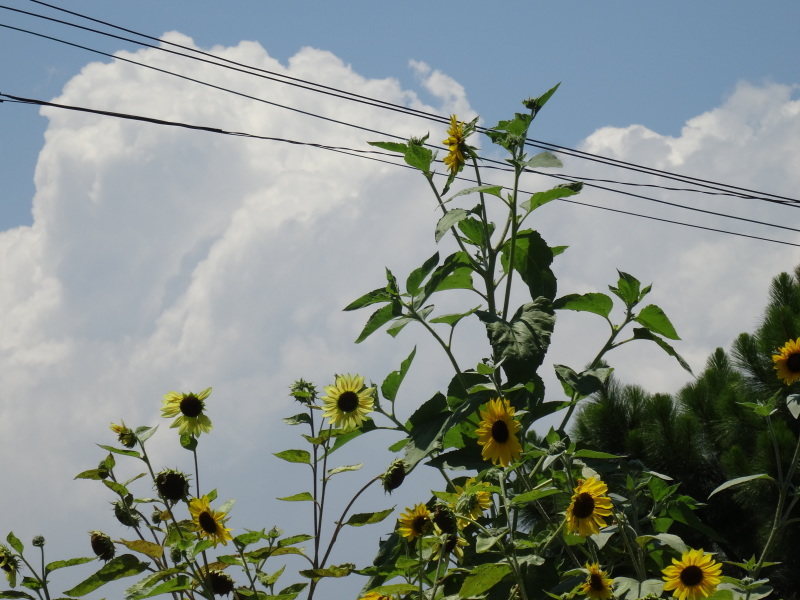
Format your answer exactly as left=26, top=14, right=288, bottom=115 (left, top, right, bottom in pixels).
left=679, top=565, right=704, bottom=587
left=491, top=419, right=510, bottom=443
left=180, top=394, right=203, bottom=418
left=198, top=511, right=218, bottom=534
left=412, top=515, right=430, bottom=535
left=787, top=353, right=800, bottom=373
left=337, top=391, right=359, bottom=413
left=573, top=492, right=596, bottom=519
left=589, top=573, right=604, bottom=590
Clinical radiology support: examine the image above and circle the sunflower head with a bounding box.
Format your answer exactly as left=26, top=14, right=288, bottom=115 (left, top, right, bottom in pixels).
left=580, top=563, right=613, bottom=600
left=161, top=387, right=213, bottom=437
left=662, top=548, right=722, bottom=600
left=89, top=531, right=115, bottom=562
left=321, top=374, right=375, bottom=430
left=110, top=420, right=137, bottom=448
left=475, top=398, right=523, bottom=467
left=454, top=477, right=492, bottom=528
left=397, top=503, right=433, bottom=542
left=773, top=338, right=800, bottom=385
left=113, top=499, right=141, bottom=528
left=155, top=468, right=190, bottom=502
left=432, top=502, right=459, bottom=536
left=0, top=544, right=20, bottom=586
left=189, top=495, right=233, bottom=547
left=381, top=459, right=407, bottom=493
left=289, top=378, right=317, bottom=406
left=206, top=570, right=234, bottom=596
left=565, top=477, right=613, bottom=537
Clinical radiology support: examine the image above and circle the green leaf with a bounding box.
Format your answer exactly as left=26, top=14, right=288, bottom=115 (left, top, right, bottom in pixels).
left=74, top=469, right=108, bottom=481
left=475, top=529, right=507, bottom=553
left=137, top=575, right=192, bottom=599
left=45, top=557, right=95, bottom=574
left=344, top=508, right=395, bottom=527
left=511, top=487, right=561, bottom=505
left=524, top=151, right=562, bottom=168
left=434, top=209, right=469, bottom=243
left=299, top=563, right=355, bottom=581
left=273, top=449, right=311, bottom=465
left=608, top=271, right=644, bottom=308
left=179, top=434, right=197, bottom=451
left=354, top=303, right=401, bottom=344
left=524, top=82, right=561, bottom=114
left=343, top=287, right=392, bottom=312
left=326, top=464, right=363, bottom=478
left=521, top=182, right=582, bottom=214
left=500, top=229, right=557, bottom=301
left=477, top=298, right=555, bottom=385
left=553, top=292, right=613, bottom=318
left=554, top=365, right=613, bottom=398
left=420, top=251, right=473, bottom=301
left=277, top=492, right=315, bottom=502
left=787, top=394, right=800, bottom=420
left=63, top=554, right=149, bottom=597
left=0, top=592, right=35, bottom=599
left=404, top=143, right=432, bottom=173
left=117, top=539, right=163, bottom=561
left=613, top=577, right=664, bottom=600
left=572, top=449, right=622, bottom=459
left=278, top=534, right=314, bottom=548
left=283, top=412, right=311, bottom=426
left=457, top=217, right=492, bottom=246
left=403, top=393, right=450, bottom=469
left=367, top=583, right=418, bottom=596
left=708, top=473, right=774, bottom=499
left=96, top=444, right=141, bottom=459
left=445, top=184, right=504, bottom=203
left=632, top=328, right=693, bottom=374
left=135, top=425, right=158, bottom=444
left=406, top=253, right=439, bottom=295
left=459, top=562, right=512, bottom=597
left=102, top=479, right=129, bottom=497
left=381, top=347, right=416, bottom=403
left=429, top=307, right=480, bottom=329
left=6, top=532, right=23, bottom=554
left=635, top=304, right=680, bottom=340
left=367, top=140, right=407, bottom=154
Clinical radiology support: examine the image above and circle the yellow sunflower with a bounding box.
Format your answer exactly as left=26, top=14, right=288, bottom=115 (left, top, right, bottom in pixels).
left=442, top=115, right=466, bottom=174
left=453, top=477, right=492, bottom=528
left=772, top=338, right=800, bottom=385
left=321, top=374, right=375, bottom=430
left=161, top=387, right=213, bottom=437
left=565, top=477, right=613, bottom=537
left=475, top=398, right=522, bottom=467
left=188, top=495, right=232, bottom=547
left=580, top=563, right=613, bottom=600
left=662, top=549, right=722, bottom=600
left=397, top=503, right=433, bottom=541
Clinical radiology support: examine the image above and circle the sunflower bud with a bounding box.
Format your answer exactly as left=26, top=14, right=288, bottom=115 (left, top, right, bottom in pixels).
left=112, top=500, right=140, bottom=527
left=289, top=379, right=317, bottom=406
left=381, top=459, right=406, bottom=493
left=110, top=420, right=137, bottom=448
left=0, top=544, right=20, bottom=586
left=89, top=531, right=115, bottom=561
left=155, top=469, right=190, bottom=502
left=32, top=536, right=45, bottom=548
left=96, top=459, right=110, bottom=480
left=170, top=545, right=184, bottom=564
left=206, top=570, right=234, bottom=596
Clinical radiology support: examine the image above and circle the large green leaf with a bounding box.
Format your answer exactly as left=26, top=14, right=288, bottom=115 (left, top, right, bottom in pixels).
left=458, top=562, right=512, bottom=597
left=635, top=304, right=680, bottom=340
left=276, top=492, right=314, bottom=502
left=63, top=554, right=149, bottom=597
left=553, top=292, right=613, bottom=318
left=45, top=557, right=95, bottom=574
left=381, top=347, right=416, bottom=402
left=521, top=182, right=582, bottom=213
left=477, top=298, right=555, bottom=385
left=435, top=209, right=469, bottom=243
left=404, top=143, right=432, bottom=174
left=632, top=328, right=692, bottom=374
left=420, top=251, right=473, bottom=302
left=6, top=533, right=23, bottom=554
left=367, top=141, right=408, bottom=154
left=354, top=303, right=401, bottom=344
left=445, top=184, right=504, bottom=203
left=273, top=449, right=311, bottom=465
left=500, top=230, right=557, bottom=301
left=524, top=151, right=562, bottom=168
left=708, top=473, right=774, bottom=499
left=609, top=270, right=645, bottom=308
left=0, top=592, right=35, bottom=599
left=299, top=563, right=355, bottom=581
left=406, top=253, right=439, bottom=295
left=344, top=508, right=394, bottom=527
left=403, top=393, right=450, bottom=469
left=554, top=365, right=613, bottom=398
left=342, top=288, right=391, bottom=312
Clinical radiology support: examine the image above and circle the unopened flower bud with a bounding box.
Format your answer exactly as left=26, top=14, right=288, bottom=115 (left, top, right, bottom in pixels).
left=89, top=531, right=115, bottom=561
left=32, top=536, right=45, bottom=547
left=110, top=420, right=137, bottom=448
left=112, top=500, right=140, bottom=527
left=381, top=459, right=406, bottom=493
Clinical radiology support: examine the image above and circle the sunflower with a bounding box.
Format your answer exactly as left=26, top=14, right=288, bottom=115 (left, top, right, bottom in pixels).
left=397, top=503, right=433, bottom=541
left=161, top=387, right=213, bottom=437
left=442, top=115, right=467, bottom=174
left=188, top=495, right=232, bottom=547
left=475, top=398, right=522, bottom=467
left=453, top=477, right=492, bottom=528
left=772, top=338, right=800, bottom=385
left=431, top=532, right=468, bottom=563
left=662, top=549, right=722, bottom=600
left=321, top=374, right=375, bottom=430
left=565, top=477, right=613, bottom=537
left=110, top=420, right=137, bottom=448
left=580, top=563, right=613, bottom=600
left=0, top=544, right=20, bottom=586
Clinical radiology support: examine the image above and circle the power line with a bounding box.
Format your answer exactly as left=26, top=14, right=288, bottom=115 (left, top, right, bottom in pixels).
left=3, top=91, right=799, bottom=248
left=5, top=0, right=799, bottom=208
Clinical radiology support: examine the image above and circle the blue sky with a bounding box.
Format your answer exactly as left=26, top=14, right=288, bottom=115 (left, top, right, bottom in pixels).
left=1, top=1, right=800, bottom=596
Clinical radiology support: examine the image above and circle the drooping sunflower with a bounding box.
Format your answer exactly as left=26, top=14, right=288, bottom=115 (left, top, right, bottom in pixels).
left=453, top=477, right=492, bottom=528
left=475, top=398, right=522, bottom=467
left=321, top=374, right=375, bottom=430
left=431, top=531, right=468, bottom=563
left=188, top=495, right=232, bottom=547
left=662, top=549, right=722, bottom=600
left=161, top=387, right=213, bottom=437
left=580, top=563, right=613, bottom=600
left=442, top=115, right=467, bottom=174
left=772, top=338, right=800, bottom=385
left=397, top=503, right=433, bottom=542
left=565, top=477, right=613, bottom=537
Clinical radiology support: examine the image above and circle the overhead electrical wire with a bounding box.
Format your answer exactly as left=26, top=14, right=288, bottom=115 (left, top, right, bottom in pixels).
left=3, top=0, right=799, bottom=208
left=3, top=91, right=799, bottom=249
